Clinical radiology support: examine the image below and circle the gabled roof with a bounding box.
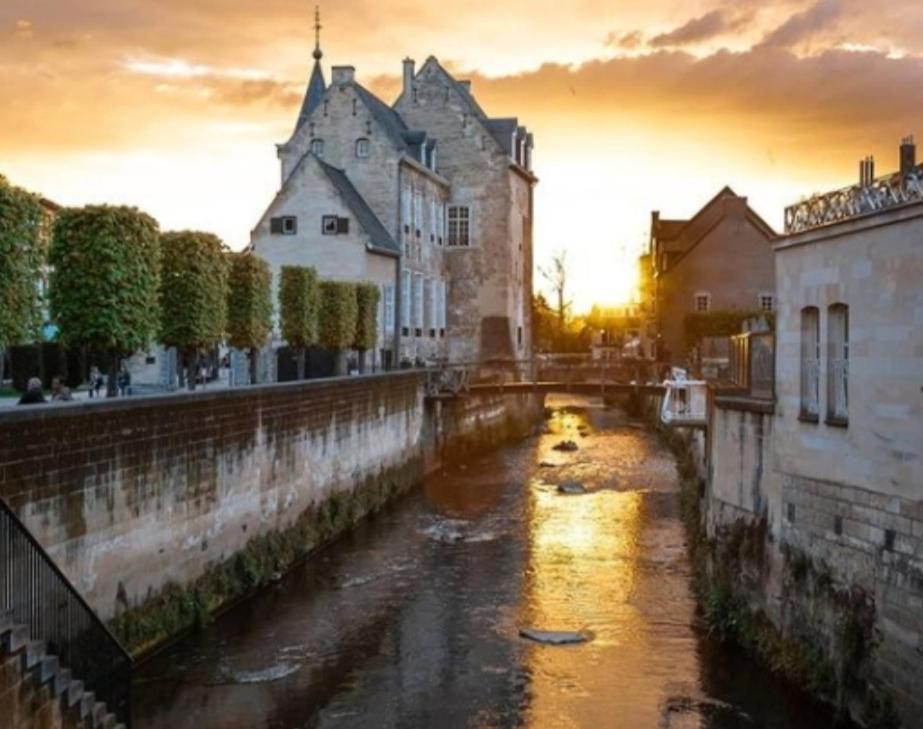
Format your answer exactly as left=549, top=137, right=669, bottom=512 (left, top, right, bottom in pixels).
left=353, top=83, right=409, bottom=151
left=656, top=186, right=778, bottom=274
left=295, top=60, right=326, bottom=132
left=317, top=159, right=400, bottom=257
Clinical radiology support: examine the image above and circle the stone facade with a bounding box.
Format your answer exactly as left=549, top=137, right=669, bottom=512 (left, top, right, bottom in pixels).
left=252, top=50, right=536, bottom=370
left=643, top=188, right=777, bottom=363
left=703, top=197, right=923, bottom=726
left=395, top=58, right=535, bottom=365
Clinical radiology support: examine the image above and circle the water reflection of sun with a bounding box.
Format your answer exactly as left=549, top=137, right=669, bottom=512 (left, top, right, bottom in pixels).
left=520, top=408, right=649, bottom=728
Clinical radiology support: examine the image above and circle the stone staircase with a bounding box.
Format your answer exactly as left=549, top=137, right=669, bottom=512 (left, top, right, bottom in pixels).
left=1, top=610, right=126, bottom=729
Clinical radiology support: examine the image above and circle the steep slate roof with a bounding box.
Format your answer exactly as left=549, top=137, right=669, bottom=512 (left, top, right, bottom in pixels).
left=353, top=83, right=409, bottom=150
left=317, top=159, right=400, bottom=257
left=484, top=118, right=518, bottom=155
left=296, top=60, right=326, bottom=132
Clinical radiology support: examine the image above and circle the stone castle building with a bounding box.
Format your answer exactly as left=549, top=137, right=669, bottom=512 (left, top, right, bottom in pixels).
left=252, top=23, right=536, bottom=369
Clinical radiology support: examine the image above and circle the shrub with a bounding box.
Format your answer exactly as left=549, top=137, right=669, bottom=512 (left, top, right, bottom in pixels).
left=226, top=253, right=272, bottom=383
left=354, top=283, right=380, bottom=352
left=318, top=281, right=358, bottom=351
left=160, top=231, right=230, bottom=389
left=279, top=266, right=319, bottom=379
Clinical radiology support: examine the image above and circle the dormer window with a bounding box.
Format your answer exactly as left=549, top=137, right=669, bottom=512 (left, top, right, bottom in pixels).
left=311, top=139, right=324, bottom=158
left=356, top=138, right=370, bottom=158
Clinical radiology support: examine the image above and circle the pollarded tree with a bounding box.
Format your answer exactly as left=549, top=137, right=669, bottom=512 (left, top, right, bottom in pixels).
left=279, top=266, right=319, bottom=380
left=50, top=205, right=161, bottom=396
left=354, top=283, right=380, bottom=374
left=160, top=231, right=230, bottom=390
left=226, top=252, right=272, bottom=385
left=0, top=176, right=46, bottom=383
left=318, top=281, right=358, bottom=376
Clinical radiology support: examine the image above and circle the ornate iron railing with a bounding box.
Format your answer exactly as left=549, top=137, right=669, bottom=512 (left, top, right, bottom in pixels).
left=785, top=165, right=923, bottom=234
left=1, top=498, right=132, bottom=726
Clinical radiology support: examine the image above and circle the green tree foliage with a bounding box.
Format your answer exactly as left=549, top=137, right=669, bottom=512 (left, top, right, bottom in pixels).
left=318, top=281, right=358, bottom=374
left=160, top=231, right=230, bottom=389
left=226, top=252, right=272, bottom=383
left=354, top=283, right=380, bottom=374
left=0, top=176, right=46, bottom=352
left=50, top=205, right=161, bottom=394
left=279, top=265, right=319, bottom=380
left=354, top=283, right=380, bottom=351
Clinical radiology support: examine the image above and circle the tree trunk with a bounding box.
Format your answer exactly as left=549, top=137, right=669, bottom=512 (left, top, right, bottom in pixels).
left=249, top=347, right=259, bottom=385
left=185, top=349, right=197, bottom=391
left=334, top=350, right=347, bottom=377
left=107, top=353, right=119, bottom=397
left=297, top=347, right=306, bottom=380
left=0, top=348, right=5, bottom=386
left=358, top=349, right=367, bottom=375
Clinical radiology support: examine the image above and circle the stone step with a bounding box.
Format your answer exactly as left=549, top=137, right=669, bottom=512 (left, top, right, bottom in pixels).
left=65, top=678, right=84, bottom=708
left=53, top=666, right=72, bottom=697
left=1, top=623, right=29, bottom=653
left=24, top=639, right=46, bottom=669
left=33, top=653, right=59, bottom=685
left=79, top=689, right=96, bottom=720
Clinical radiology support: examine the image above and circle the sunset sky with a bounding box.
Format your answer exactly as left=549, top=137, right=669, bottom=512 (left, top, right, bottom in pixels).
left=3, top=0, right=922, bottom=310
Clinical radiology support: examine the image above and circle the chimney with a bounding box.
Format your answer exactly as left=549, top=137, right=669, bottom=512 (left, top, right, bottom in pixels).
left=859, top=156, right=876, bottom=186
left=900, top=135, right=916, bottom=176
left=331, top=66, right=355, bottom=85
left=402, top=58, right=415, bottom=97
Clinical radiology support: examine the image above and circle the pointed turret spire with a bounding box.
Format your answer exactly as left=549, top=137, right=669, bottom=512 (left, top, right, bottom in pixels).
left=295, top=5, right=326, bottom=131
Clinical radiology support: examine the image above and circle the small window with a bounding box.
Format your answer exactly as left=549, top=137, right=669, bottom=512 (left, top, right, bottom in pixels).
left=759, top=294, right=775, bottom=312
left=447, top=206, right=471, bottom=247
left=800, top=306, right=820, bottom=420
left=517, top=326, right=523, bottom=348
left=694, top=292, right=711, bottom=312
left=826, top=303, right=849, bottom=425
left=356, top=138, right=370, bottom=158
left=311, top=138, right=324, bottom=157
left=271, top=216, right=297, bottom=235
left=322, top=216, right=349, bottom=235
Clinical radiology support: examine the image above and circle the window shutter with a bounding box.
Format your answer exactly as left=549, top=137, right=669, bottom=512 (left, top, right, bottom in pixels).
left=401, top=271, right=411, bottom=327
left=270, top=217, right=283, bottom=234
left=337, top=217, right=349, bottom=234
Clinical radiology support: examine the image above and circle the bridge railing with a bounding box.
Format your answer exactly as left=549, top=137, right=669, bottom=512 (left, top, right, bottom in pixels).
left=1, top=498, right=133, bottom=726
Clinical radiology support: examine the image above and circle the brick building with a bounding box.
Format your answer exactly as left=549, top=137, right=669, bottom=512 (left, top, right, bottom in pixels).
left=640, top=187, right=777, bottom=363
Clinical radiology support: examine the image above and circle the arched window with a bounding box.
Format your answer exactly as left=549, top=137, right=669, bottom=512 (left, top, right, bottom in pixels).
left=827, top=303, right=849, bottom=424
left=799, top=306, right=820, bottom=420
left=355, top=138, right=370, bottom=158
left=310, top=139, right=324, bottom=158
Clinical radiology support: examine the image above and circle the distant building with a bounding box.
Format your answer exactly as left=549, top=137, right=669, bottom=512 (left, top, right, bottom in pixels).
left=640, top=187, right=777, bottom=363
left=251, top=18, right=536, bottom=371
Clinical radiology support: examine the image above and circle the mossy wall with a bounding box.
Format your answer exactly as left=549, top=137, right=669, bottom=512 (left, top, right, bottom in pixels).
left=662, top=402, right=905, bottom=728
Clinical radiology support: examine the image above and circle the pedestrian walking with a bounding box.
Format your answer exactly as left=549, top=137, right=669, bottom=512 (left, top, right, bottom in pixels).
left=18, top=377, right=46, bottom=405
left=88, top=366, right=104, bottom=398
left=118, top=364, right=132, bottom=397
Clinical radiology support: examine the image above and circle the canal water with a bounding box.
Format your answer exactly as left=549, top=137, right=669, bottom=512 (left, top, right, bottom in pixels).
left=134, top=397, right=844, bottom=728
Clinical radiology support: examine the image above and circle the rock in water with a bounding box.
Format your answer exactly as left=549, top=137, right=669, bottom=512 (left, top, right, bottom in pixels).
left=519, top=629, right=589, bottom=645
left=557, top=481, right=587, bottom=495
left=552, top=440, right=579, bottom=452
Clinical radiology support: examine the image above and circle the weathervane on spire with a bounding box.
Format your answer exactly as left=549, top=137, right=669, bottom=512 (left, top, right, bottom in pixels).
left=313, top=6, right=322, bottom=61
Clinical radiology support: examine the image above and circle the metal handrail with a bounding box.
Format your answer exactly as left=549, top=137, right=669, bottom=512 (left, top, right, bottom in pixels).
left=1, top=497, right=132, bottom=726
